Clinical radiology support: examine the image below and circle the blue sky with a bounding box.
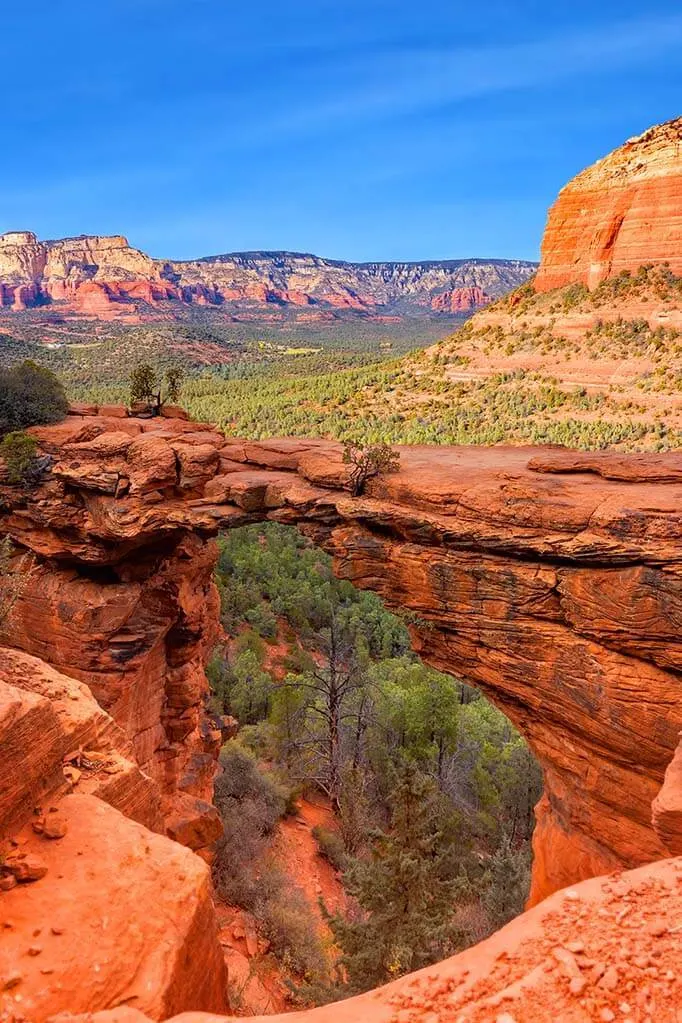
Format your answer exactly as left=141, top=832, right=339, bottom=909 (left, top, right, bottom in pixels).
left=1, top=1, right=680, bottom=262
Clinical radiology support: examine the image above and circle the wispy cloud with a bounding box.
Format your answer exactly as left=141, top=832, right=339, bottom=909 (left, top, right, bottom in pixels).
left=234, top=12, right=682, bottom=143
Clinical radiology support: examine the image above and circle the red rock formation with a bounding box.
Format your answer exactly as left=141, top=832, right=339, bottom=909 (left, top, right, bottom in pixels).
left=3, top=416, right=682, bottom=1019
left=47, top=857, right=682, bottom=1023
left=0, top=649, right=227, bottom=1021
left=653, top=734, right=682, bottom=856
left=3, top=420, right=682, bottom=901
left=0, top=231, right=534, bottom=322
left=72, top=280, right=117, bottom=315
left=0, top=647, right=163, bottom=836
left=431, top=286, right=490, bottom=312
left=535, top=117, right=682, bottom=291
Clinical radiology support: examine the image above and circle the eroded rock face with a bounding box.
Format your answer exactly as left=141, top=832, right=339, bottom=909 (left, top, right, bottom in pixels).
left=3, top=413, right=682, bottom=1020
left=0, top=648, right=163, bottom=835
left=0, top=794, right=226, bottom=1022
left=0, top=231, right=535, bottom=319
left=535, top=117, right=682, bottom=291
left=2, top=416, right=682, bottom=904
left=0, top=650, right=227, bottom=1021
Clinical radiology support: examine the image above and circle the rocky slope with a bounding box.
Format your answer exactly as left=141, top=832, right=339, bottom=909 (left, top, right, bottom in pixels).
left=377, top=117, right=682, bottom=449
left=0, top=230, right=535, bottom=322
left=56, top=855, right=682, bottom=1023
left=1, top=410, right=682, bottom=1020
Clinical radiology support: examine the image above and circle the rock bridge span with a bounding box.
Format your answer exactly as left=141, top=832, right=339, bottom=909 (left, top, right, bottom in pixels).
left=3, top=410, right=682, bottom=907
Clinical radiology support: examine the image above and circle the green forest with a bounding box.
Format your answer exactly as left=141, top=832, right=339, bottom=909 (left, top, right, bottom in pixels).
left=209, top=523, right=542, bottom=1003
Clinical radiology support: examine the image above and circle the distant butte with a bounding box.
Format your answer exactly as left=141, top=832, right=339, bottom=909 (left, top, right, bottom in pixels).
left=535, top=117, right=682, bottom=291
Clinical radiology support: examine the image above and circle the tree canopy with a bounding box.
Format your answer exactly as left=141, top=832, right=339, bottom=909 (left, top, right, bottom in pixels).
left=0, top=360, right=68, bottom=435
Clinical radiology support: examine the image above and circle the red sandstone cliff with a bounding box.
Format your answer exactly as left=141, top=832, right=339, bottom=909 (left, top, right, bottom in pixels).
left=535, top=117, right=682, bottom=292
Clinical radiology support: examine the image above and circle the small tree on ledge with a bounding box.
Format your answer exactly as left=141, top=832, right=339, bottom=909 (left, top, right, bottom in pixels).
left=129, top=363, right=185, bottom=415
left=129, top=363, right=158, bottom=406
left=342, top=441, right=400, bottom=497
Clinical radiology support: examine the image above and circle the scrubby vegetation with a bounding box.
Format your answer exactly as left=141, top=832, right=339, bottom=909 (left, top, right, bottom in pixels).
left=342, top=440, right=400, bottom=495
left=2, top=261, right=681, bottom=453
left=0, top=537, right=34, bottom=631
left=210, top=524, right=542, bottom=1000
left=0, top=360, right=68, bottom=435
left=0, top=432, right=39, bottom=485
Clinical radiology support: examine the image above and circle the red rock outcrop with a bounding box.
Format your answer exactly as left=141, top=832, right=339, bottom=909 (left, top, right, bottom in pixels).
left=54, top=855, right=682, bottom=1023
left=535, top=117, right=682, bottom=291
left=3, top=414, right=682, bottom=1019
left=431, top=286, right=490, bottom=312
left=0, top=649, right=227, bottom=1022
left=0, top=793, right=226, bottom=1022
left=653, top=734, right=682, bottom=856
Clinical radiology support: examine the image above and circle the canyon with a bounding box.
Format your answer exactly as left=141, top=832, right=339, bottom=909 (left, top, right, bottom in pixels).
left=3, top=114, right=682, bottom=1023
left=0, top=233, right=535, bottom=324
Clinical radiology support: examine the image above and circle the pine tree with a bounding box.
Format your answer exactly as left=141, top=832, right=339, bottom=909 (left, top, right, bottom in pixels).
left=165, top=365, right=184, bottom=404
left=129, top=363, right=157, bottom=405
left=482, top=833, right=531, bottom=929
left=325, top=762, right=467, bottom=994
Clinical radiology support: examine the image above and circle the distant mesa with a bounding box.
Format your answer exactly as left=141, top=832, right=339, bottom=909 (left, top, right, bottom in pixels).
left=0, top=229, right=536, bottom=322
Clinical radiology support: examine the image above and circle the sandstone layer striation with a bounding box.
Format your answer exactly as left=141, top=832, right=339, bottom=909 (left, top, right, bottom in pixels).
left=535, top=117, right=682, bottom=291
left=2, top=412, right=682, bottom=1020
left=0, top=232, right=535, bottom=321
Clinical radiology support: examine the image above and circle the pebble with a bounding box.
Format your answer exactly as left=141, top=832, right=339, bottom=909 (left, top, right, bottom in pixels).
left=27, top=946, right=42, bottom=957
left=495, top=1014, right=518, bottom=1023
left=590, top=962, right=606, bottom=984
left=599, top=1011, right=615, bottom=1022
left=565, top=941, right=585, bottom=953
left=2, top=971, right=22, bottom=991
left=598, top=966, right=619, bottom=991
left=42, top=814, right=68, bottom=840
left=5, top=855, right=48, bottom=883
left=0, top=875, right=18, bottom=891
left=553, top=947, right=581, bottom=978
left=569, top=976, right=586, bottom=996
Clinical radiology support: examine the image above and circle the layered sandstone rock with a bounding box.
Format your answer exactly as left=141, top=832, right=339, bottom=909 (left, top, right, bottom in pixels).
left=535, top=117, right=682, bottom=291
left=0, top=231, right=535, bottom=319
left=0, top=796, right=226, bottom=1022
left=0, top=650, right=227, bottom=1022
left=3, top=416, right=682, bottom=904
left=0, top=647, right=163, bottom=835
left=4, top=414, right=682, bottom=1019
left=430, top=285, right=490, bottom=312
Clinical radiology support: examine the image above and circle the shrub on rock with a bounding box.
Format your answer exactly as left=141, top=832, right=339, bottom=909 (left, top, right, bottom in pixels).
left=0, top=360, right=68, bottom=434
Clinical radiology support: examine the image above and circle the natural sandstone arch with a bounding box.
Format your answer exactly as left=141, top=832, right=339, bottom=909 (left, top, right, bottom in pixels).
left=3, top=413, right=682, bottom=1022
left=3, top=416, right=682, bottom=901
